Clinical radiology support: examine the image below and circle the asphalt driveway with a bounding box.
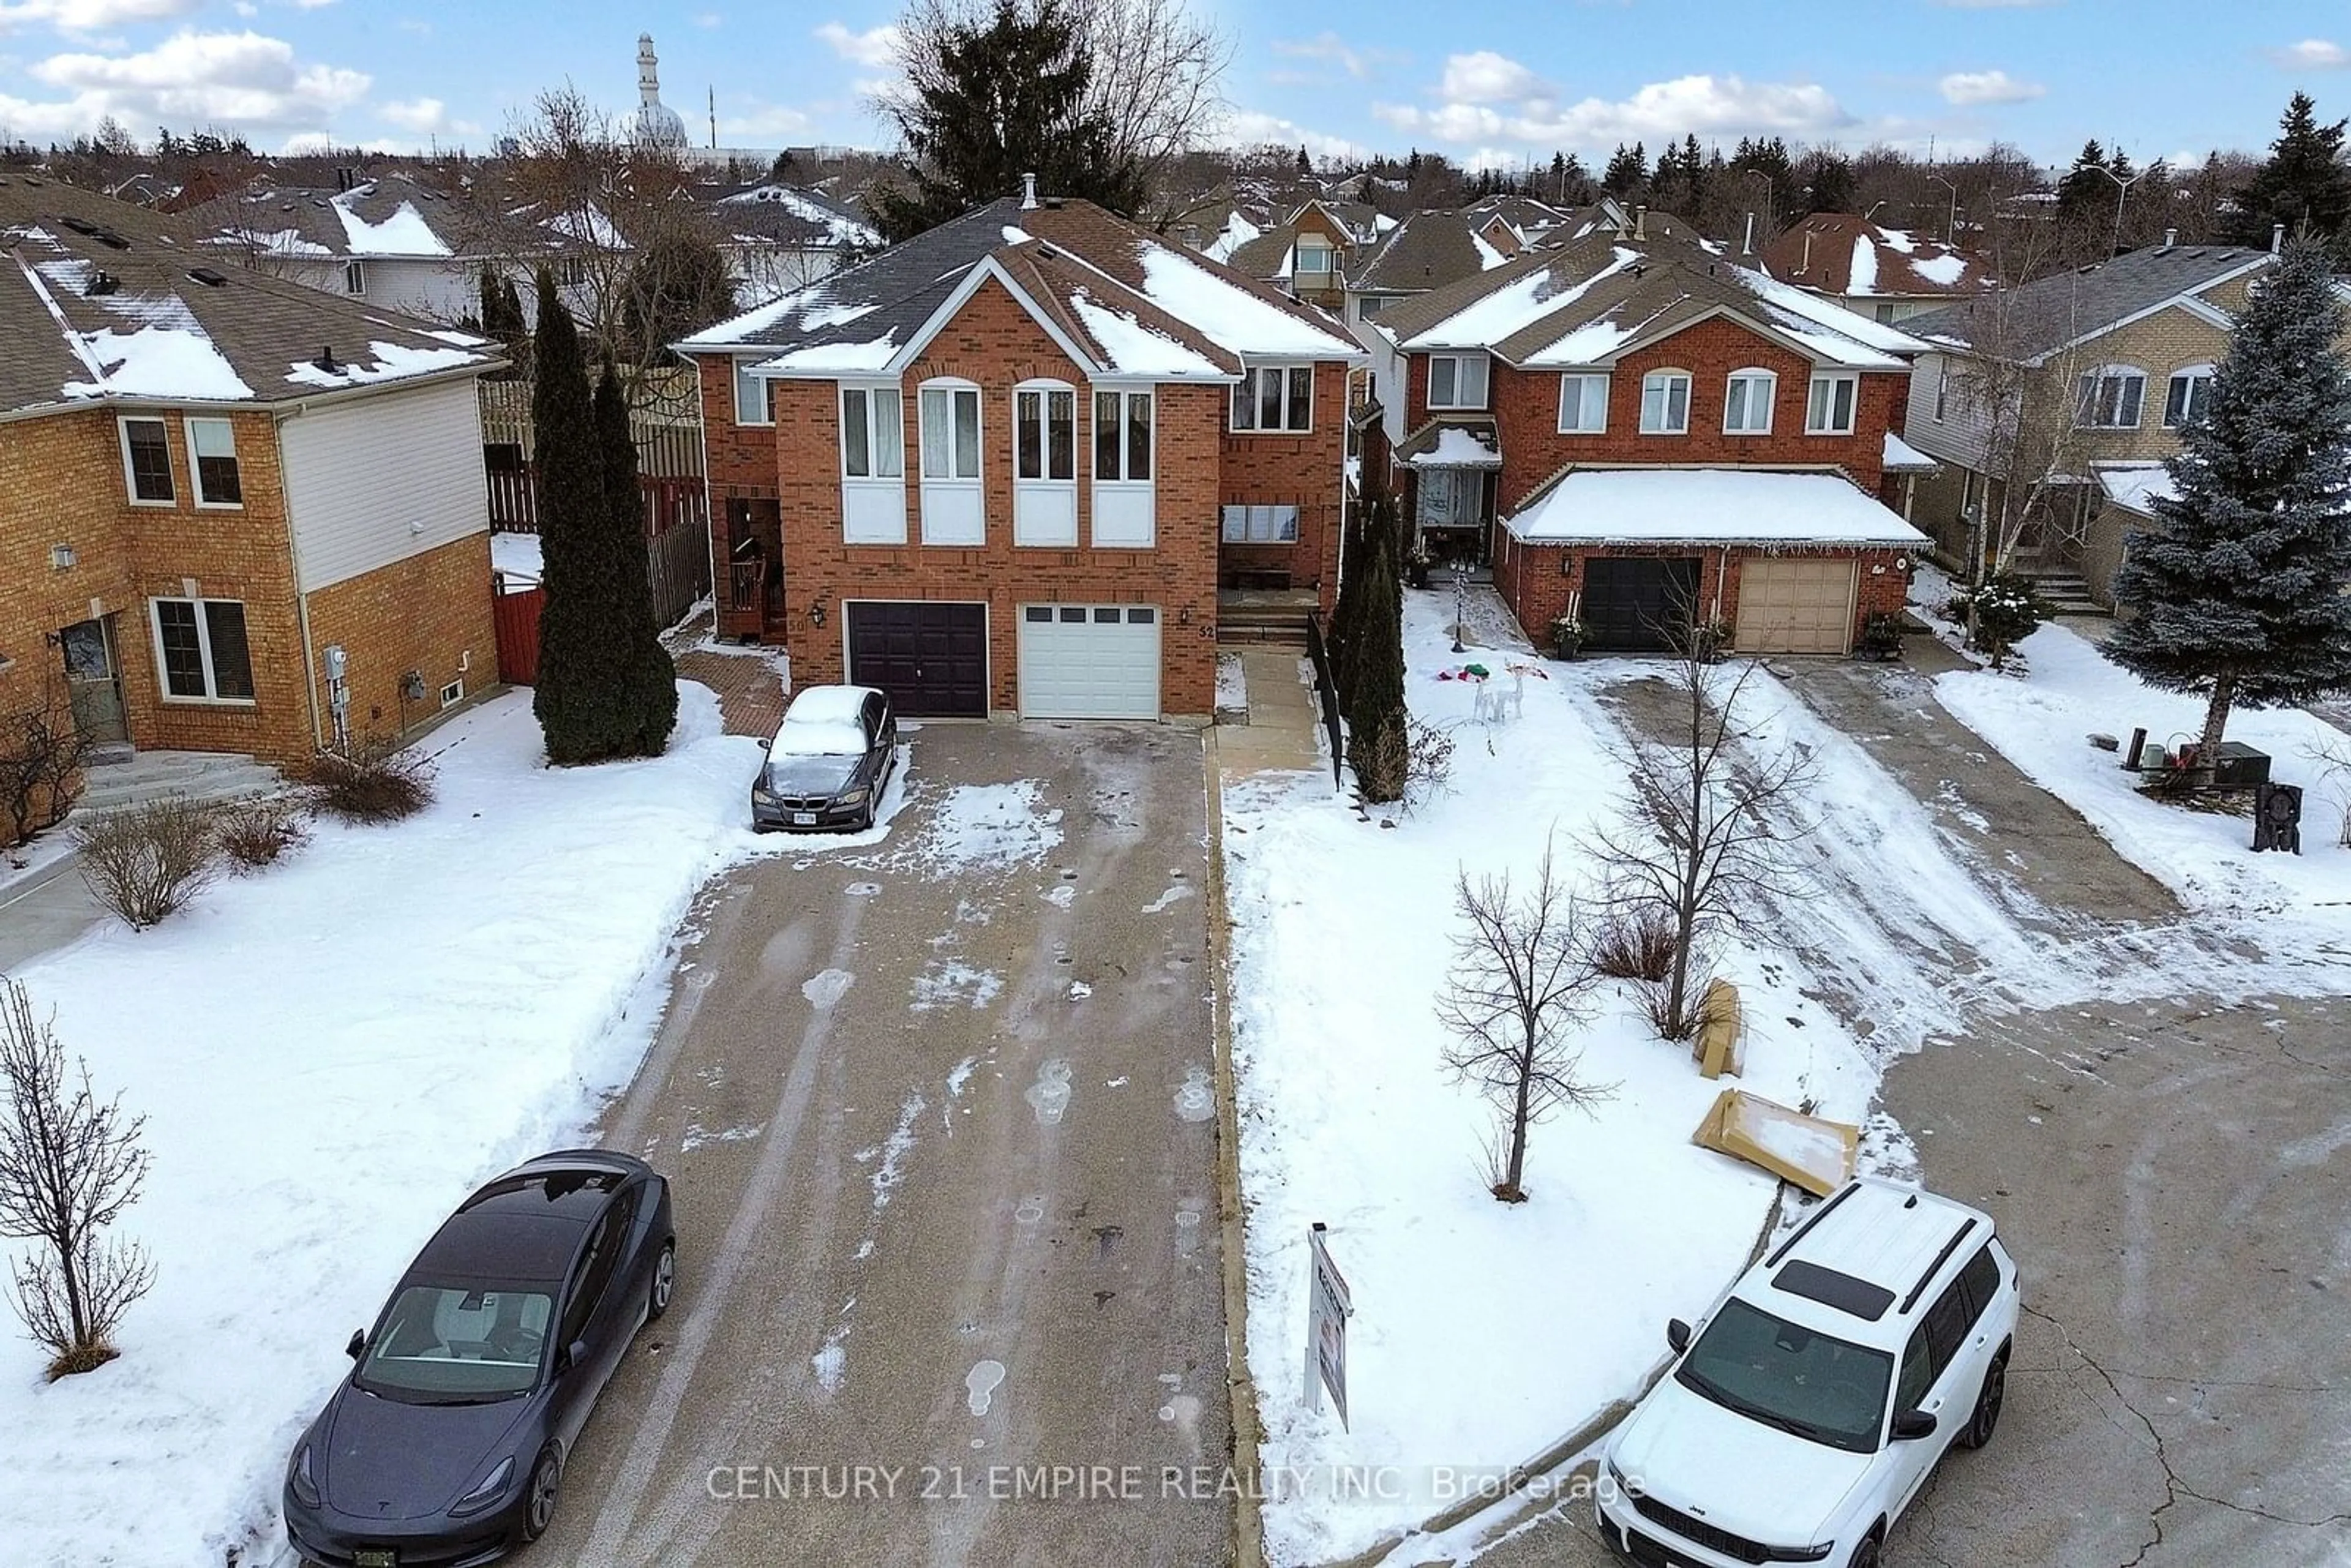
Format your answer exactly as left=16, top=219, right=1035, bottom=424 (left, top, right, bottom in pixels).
left=539, top=721, right=1230, bottom=1568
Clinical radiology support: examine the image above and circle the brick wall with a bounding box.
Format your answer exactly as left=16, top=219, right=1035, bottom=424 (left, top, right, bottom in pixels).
left=1218, top=358, right=1349, bottom=612
left=769, top=278, right=1223, bottom=716
left=1495, top=533, right=1911, bottom=652
left=304, top=531, right=496, bottom=751
left=696, top=354, right=779, bottom=501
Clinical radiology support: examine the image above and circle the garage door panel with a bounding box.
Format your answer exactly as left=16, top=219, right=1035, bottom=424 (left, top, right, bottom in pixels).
left=1583, top=557, right=1701, bottom=653
left=1019, top=604, right=1161, bottom=719
left=846, top=601, right=988, bottom=717
left=1736, top=560, right=1857, bottom=655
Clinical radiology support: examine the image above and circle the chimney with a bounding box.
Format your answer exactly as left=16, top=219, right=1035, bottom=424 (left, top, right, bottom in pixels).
left=1021, top=171, right=1038, bottom=211
left=1801, top=230, right=1813, bottom=275
left=336, top=167, right=353, bottom=192
left=1633, top=204, right=1648, bottom=241
left=2271, top=222, right=2285, bottom=254
left=1741, top=211, right=1756, bottom=257
left=315, top=345, right=337, bottom=372
left=2163, top=227, right=2177, bottom=249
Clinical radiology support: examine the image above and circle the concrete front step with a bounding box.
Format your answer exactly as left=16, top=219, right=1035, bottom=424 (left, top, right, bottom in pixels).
left=79, top=752, right=285, bottom=814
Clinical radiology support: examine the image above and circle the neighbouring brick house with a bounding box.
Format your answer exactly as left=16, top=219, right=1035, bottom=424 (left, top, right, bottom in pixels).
left=1, top=176, right=502, bottom=773
left=677, top=191, right=1362, bottom=721
left=1224, top=200, right=1378, bottom=314
left=1362, top=222, right=1933, bottom=655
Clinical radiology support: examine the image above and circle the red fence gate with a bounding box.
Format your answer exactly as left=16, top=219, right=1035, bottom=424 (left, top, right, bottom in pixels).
left=493, top=585, right=544, bottom=685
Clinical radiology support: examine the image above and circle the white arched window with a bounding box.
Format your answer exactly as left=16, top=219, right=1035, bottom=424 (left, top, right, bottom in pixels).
left=1723, top=367, right=1777, bottom=435
left=918, top=377, right=983, bottom=544
left=1640, top=369, right=1692, bottom=435
left=2163, top=364, right=2216, bottom=429
left=1013, top=378, right=1078, bottom=546
left=2075, top=364, right=2147, bottom=429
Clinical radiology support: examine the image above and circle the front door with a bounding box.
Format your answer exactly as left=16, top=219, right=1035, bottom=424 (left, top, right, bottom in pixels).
left=1581, top=557, right=1701, bottom=653
left=59, top=617, right=130, bottom=744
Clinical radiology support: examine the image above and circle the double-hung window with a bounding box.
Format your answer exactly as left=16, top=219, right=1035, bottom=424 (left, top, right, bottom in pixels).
left=734, top=358, right=774, bottom=426
left=187, top=417, right=242, bottom=505
left=119, top=416, right=174, bottom=504
left=1723, top=368, right=1776, bottom=434
left=1013, top=381, right=1078, bottom=546
left=1427, top=353, right=1489, bottom=411
left=2163, top=366, right=2214, bottom=429
left=1232, top=366, right=1312, bottom=433
left=918, top=380, right=984, bottom=544
left=1640, top=370, right=1692, bottom=435
left=1805, top=372, right=1859, bottom=435
left=1092, top=389, right=1155, bottom=548
left=1558, top=373, right=1608, bottom=433
left=2075, top=366, right=2147, bottom=429
left=151, top=598, right=255, bottom=702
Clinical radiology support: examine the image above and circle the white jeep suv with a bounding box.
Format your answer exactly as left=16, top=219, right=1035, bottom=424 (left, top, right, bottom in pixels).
left=1597, top=1176, right=2018, bottom=1568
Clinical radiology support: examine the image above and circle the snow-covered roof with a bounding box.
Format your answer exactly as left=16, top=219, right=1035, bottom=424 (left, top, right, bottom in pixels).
left=708, top=182, right=879, bottom=251
left=1882, top=432, right=1940, bottom=471
left=1761, top=214, right=1997, bottom=301
left=1502, top=468, right=1932, bottom=549
left=2094, top=462, right=2177, bottom=516
left=1403, top=425, right=1502, bottom=469
left=331, top=190, right=454, bottom=258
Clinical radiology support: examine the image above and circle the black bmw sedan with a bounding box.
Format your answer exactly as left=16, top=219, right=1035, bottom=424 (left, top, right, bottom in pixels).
left=283, top=1150, right=675, bottom=1567
left=751, top=683, right=898, bottom=833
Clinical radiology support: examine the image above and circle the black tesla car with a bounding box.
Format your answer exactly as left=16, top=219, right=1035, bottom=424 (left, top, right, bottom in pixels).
left=751, top=683, right=898, bottom=832
left=283, top=1150, right=675, bottom=1567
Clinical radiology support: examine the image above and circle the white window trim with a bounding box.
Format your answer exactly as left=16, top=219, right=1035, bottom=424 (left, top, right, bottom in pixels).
left=734, top=357, right=774, bottom=427
left=1932, top=364, right=1948, bottom=423
left=1639, top=369, right=1692, bottom=436
left=1805, top=371, right=1860, bottom=436
left=342, top=260, right=365, bottom=295
left=1091, top=386, right=1155, bottom=484
left=1221, top=503, right=1300, bottom=544
left=918, top=378, right=984, bottom=546
left=1723, top=367, right=1777, bottom=435
left=2075, top=364, right=2148, bottom=430
left=118, top=415, right=174, bottom=507
left=2162, top=364, right=2216, bottom=429
left=1013, top=378, right=1079, bottom=484
left=838, top=383, right=904, bottom=480
left=1428, top=353, right=1490, bottom=412
left=1231, top=364, right=1314, bottom=434
left=148, top=596, right=254, bottom=706
left=1557, top=373, right=1609, bottom=435
left=184, top=416, right=243, bottom=509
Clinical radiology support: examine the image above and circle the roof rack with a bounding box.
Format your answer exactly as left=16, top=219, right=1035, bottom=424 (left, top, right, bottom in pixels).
left=1899, top=1216, right=1978, bottom=1315
left=1763, top=1179, right=1860, bottom=1269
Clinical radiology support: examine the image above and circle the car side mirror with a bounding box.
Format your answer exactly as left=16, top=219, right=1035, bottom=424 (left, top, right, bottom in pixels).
left=1891, top=1408, right=1937, bottom=1441
left=1667, top=1318, right=1692, bottom=1355
left=345, top=1330, right=366, bottom=1362
left=558, top=1338, right=588, bottom=1375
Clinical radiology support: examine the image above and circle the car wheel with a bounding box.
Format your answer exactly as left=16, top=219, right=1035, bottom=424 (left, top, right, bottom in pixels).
left=1960, top=1348, right=2008, bottom=1449
left=522, top=1448, right=562, bottom=1541
left=648, top=1239, right=677, bottom=1321
left=1847, top=1532, right=1882, bottom=1568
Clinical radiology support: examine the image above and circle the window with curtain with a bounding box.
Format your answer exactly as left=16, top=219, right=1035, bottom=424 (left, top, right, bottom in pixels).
left=1805, top=373, right=1859, bottom=435
left=1094, top=390, right=1153, bottom=480
left=2163, top=367, right=2214, bottom=429
left=1428, top=354, right=1490, bottom=410
left=1723, top=369, right=1776, bottom=434
left=1558, top=373, right=1608, bottom=433
left=186, top=418, right=242, bottom=505
left=2075, top=367, right=2147, bottom=429
left=1220, top=503, right=1300, bottom=543
left=920, top=384, right=981, bottom=478
left=840, top=386, right=903, bottom=478
left=1231, top=366, right=1313, bottom=432
left=1016, top=386, right=1076, bottom=481
left=1640, top=370, right=1692, bottom=434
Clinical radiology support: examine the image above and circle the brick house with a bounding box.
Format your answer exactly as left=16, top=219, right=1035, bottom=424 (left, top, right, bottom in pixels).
left=678, top=192, right=1362, bottom=721
left=1, top=176, right=502, bottom=773
left=1362, top=221, right=1933, bottom=655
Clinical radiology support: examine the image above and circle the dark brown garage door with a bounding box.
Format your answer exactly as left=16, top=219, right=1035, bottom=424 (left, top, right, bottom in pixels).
left=1583, top=557, right=1701, bottom=653
left=846, top=601, right=988, bottom=717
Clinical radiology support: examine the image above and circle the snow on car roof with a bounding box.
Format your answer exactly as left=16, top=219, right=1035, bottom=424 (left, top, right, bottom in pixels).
left=785, top=685, right=879, bottom=724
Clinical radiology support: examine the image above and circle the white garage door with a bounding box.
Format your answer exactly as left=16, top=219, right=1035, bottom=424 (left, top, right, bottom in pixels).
left=1736, top=559, right=1859, bottom=655
left=1018, top=604, right=1161, bottom=719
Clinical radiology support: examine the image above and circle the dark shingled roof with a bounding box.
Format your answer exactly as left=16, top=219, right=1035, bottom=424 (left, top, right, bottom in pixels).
left=0, top=174, right=497, bottom=416
left=1902, top=242, right=2271, bottom=364
left=1761, top=213, right=1997, bottom=301
left=1354, top=210, right=1505, bottom=296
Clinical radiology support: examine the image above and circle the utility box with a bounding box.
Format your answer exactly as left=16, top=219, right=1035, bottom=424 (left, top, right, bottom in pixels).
left=2210, top=741, right=2271, bottom=789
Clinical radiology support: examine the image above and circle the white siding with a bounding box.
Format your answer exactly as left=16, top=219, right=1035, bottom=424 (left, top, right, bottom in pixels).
left=1902, top=353, right=1996, bottom=471
left=280, top=379, right=491, bottom=592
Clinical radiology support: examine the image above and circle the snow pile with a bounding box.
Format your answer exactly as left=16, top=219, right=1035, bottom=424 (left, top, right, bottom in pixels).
left=1883, top=430, right=1938, bottom=470
left=1226, top=596, right=1888, bottom=1564
left=1069, top=290, right=1225, bottom=377
left=2094, top=462, right=2175, bottom=516
left=1203, top=211, right=1262, bottom=265
left=1911, top=251, right=1971, bottom=288
left=331, top=189, right=453, bottom=257
left=1933, top=623, right=2351, bottom=915
left=1406, top=426, right=1502, bottom=470
left=0, top=686, right=767, bottom=1566
left=1217, top=651, right=1247, bottom=711
left=66, top=321, right=255, bottom=400
left=1470, top=228, right=1507, bottom=271
left=1137, top=244, right=1355, bottom=358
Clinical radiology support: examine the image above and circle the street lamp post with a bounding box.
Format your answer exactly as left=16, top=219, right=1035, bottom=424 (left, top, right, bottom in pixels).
left=1929, top=173, right=1959, bottom=246
left=2089, top=160, right=2151, bottom=255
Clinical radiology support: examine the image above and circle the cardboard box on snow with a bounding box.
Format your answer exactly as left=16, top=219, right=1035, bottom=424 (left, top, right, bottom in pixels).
left=1692, top=1089, right=1860, bottom=1198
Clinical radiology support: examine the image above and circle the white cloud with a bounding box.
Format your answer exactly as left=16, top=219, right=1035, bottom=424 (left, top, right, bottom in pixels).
left=290, top=0, right=338, bottom=9
left=694, top=10, right=721, bottom=26
left=2270, top=39, right=2349, bottom=70
left=0, top=28, right=369, bottom=139
left=0, top=0, right=195, bottom=32
left=1441, top=49, right=1546, bottom=105
left=1938, top=69, right=2045, bottom=105
left=378, top=94, right=443, bottom=132
left=814, top=20, right=899, bottom=67
left=719, top=101, right=812, bottom=140
left=1210, top=105, right=1368, bottom=162
left=1377, top=72, right=1851, bottom=153
left=1270, top=31, right=1376, bottom=81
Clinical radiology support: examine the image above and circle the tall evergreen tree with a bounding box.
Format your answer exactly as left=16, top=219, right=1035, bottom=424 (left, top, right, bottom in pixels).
left=1797, top=148, right=1856, bottom=216
left=530, top=274, right=631, bottom=764
left=869, top=0, right=1133, bottom=241
left=2105, top=241, right=2351, bottom=770
left=2232, top=92, right=2351, bottom=247
left=594, top=361, right=681, bottom=756
left=1344, top=489, right=1409, bottom=803
left=1601, top=141, right=1648, bottom=198
left=2056, top=138, right=2113, bottom=222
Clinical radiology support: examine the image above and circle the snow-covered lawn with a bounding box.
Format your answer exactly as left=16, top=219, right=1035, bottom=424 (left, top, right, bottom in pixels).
left=1933, top=621, right=2351, bottom=915
left=0, top=686, right=770, bottom=1566
left=1223, top=597, right=1886, bottom=1566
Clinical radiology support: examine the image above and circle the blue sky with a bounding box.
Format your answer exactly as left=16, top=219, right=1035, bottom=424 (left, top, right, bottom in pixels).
left=0, top=0, right=2344, bottom=173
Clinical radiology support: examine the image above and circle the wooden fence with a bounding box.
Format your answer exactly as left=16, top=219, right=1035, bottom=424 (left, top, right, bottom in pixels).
left=487, top=515, right=710, bottom=688
left=493, top=585, right=543, bottom=685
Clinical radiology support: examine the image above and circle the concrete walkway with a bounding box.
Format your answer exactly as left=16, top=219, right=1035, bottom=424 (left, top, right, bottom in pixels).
left=1216, top=647, right=1327, bottom=777
left=0, top=848, right=105, bottom=975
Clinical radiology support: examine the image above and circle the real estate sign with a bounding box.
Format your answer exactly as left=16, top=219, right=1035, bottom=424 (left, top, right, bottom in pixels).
left=1305, top=1223, right=1352, bottom=1428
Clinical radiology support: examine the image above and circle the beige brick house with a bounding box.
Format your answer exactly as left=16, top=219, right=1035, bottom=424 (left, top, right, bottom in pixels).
left=1, top=176, right=503, bottom=777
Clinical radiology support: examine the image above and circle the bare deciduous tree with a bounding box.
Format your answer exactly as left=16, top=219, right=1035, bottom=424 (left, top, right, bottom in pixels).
left=0, top=689, right=92, bottom=849
left=1076, top=0, right=1231, bottom=220
left=1588, top=650, right=1816, bottom=1041
left=1434, top=842, right=1616, bottom=1204
left=0, top=981, right=154, bottom=1378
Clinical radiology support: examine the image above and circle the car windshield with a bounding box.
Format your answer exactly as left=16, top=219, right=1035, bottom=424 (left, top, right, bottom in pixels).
left=1674, top=1297, right=1892, bottom=1454
left=358, top=1284, right=553, bottom=1403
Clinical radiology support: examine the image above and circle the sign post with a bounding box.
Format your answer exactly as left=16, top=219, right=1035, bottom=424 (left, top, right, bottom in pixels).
left=1303, top=1223, right=1352, bottom=1429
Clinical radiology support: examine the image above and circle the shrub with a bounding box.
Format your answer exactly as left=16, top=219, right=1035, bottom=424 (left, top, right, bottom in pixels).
left=0, top=700, right=91, bottom=849
left=1593, top=906, right=1677, bottom=983
left=216, top=797, right=311, bottom=871
left=301, top=738, right=436, bottom=824
left=75, top=797, right=220, bottom=929
left=1951, top=572, right=2049, bottom=669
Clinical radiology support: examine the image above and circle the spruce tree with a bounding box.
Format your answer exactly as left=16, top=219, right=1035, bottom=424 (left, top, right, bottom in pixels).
left=1344, top=490, right=1409, bottom=803
left=530, top=274, right=630, bottom=765
left=2232, top=92, right=2351, bottom=247
left=594, top=362, right=681, bottom=756
left=2105, top=241, right=2351, bottom=770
